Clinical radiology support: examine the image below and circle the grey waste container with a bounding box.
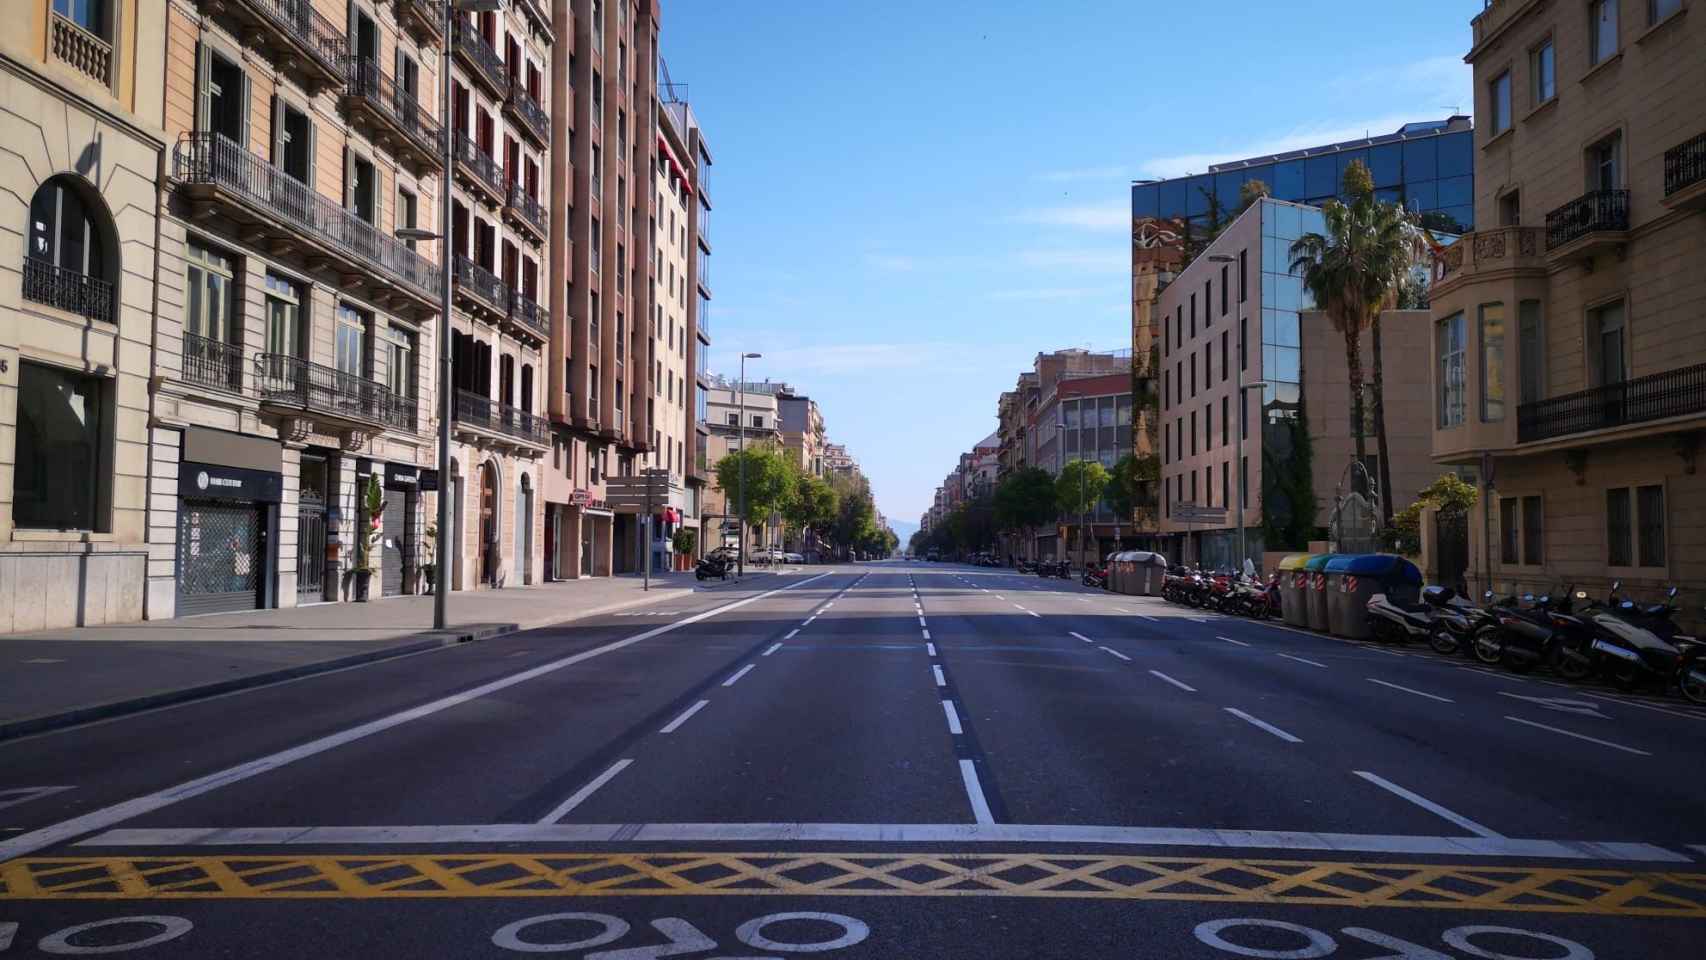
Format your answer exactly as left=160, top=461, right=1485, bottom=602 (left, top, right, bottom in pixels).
left=1329, top=554, right=1425, bottom=640
left=1134, top=552, right=1168, bottom=596
left=1276, top=554, right=1314, bottom=627
left=1305, top=554, right=1338, bottom=632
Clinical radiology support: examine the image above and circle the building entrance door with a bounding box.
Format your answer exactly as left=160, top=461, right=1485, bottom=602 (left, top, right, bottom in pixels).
left=479, top=462, right=498, bottom=586
left=178, top=499, right=265, bottom=615
left=296, top=454, right=328, bottom=604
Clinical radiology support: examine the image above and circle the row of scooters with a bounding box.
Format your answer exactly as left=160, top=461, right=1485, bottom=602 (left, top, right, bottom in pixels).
left=1161, top=567, right=1706, bottom=704
left=1015, top=559, right=1073, bottom=579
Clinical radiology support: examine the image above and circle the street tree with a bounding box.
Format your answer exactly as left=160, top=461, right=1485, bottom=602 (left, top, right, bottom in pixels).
left=993, top=467, right=1058, bottom=556
left=783, top=473, right=838, bottom=547
left=714, top=443, right=796, bottom=543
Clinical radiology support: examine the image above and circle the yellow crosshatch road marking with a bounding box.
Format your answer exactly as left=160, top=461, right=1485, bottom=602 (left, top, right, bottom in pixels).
left=4, top=853, right=1706, bottom=916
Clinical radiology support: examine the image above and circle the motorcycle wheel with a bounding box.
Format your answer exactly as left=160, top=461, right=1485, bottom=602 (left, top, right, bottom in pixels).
left=1608, top=662, right=1644, bottom=691
left=696, top=570, right=706, bottom=581
left=1429, top=628, right=1460, bottom=656
left=1678, top=656, right=1706, bottom=704
left=1551, top=648, right=1593, bottom=682
left=1472, top=626, right=1504, bottom=665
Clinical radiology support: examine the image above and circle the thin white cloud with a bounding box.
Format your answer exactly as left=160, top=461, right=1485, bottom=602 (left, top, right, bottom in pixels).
left=1012, top=202, right=1129, bottom=231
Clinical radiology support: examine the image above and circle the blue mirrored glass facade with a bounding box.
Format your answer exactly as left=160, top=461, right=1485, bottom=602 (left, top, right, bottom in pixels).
left=1132, top=117, right=1475, bottom=236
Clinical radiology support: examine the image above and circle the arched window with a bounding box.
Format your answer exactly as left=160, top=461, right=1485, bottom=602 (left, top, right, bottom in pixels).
left=24, top=175, right=114, bottom=323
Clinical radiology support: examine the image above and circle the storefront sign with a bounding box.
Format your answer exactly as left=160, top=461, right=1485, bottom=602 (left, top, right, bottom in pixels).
left=385, top=464, right=428, bottom=490
left=179, top=462, right=284, bottom=503
left=569, top=488, right=591, bottom=506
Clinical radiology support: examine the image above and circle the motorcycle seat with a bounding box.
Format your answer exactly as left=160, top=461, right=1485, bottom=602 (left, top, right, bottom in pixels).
left=1390, top=598, right=1434, bottom=615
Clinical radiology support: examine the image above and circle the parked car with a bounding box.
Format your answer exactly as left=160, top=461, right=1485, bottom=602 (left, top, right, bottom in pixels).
left=783, top=552, right=804, bottom=564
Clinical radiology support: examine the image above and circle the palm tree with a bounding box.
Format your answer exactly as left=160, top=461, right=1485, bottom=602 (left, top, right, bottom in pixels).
left=1288, top=160, right=1420, bottom=522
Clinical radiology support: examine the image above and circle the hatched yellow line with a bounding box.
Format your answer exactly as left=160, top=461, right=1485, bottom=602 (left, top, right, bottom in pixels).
left=2, top=853, right=1705, bottom=916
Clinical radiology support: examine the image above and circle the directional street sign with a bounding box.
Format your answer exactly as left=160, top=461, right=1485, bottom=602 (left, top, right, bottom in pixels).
left=1173, top=502, right=1228, bottom=524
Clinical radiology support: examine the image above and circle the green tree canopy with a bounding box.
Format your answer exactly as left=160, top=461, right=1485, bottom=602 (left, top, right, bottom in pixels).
left=1055, top=459, right=1111, bottom=516
left=783, top=473, right=838, bottom=539
left=1104, top=453, right=1156, bottom=520
left=714, top=443, right=796, bottom=528
left=993, top=467, right=1058, bottom=535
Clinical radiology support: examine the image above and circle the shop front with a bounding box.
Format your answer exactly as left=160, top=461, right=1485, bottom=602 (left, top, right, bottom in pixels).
left=176, top=460, right=283, bottom=616
left=380, top=462, right=435, bottom=596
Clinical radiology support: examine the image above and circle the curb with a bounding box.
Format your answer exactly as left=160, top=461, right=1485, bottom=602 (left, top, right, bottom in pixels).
left=0, top=584, right=704, bottom=743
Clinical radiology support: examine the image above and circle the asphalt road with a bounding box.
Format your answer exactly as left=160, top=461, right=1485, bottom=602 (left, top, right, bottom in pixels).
left=3, top=561, right=1704, bottom=958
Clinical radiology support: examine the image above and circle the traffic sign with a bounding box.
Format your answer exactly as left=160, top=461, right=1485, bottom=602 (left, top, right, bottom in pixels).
left=1173, top=502, right=1227, bottom=524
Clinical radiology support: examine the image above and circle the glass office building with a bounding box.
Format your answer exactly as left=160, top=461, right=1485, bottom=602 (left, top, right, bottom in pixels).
left=1132, top=116, right=1475, bottom=235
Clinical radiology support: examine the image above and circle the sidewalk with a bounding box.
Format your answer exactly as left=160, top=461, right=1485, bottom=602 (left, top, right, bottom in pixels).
left=0, top=569, right=773, bottom=741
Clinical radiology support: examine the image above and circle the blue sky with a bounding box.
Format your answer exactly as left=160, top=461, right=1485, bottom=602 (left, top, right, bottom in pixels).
left=659, top=1, right=1480, bottom=528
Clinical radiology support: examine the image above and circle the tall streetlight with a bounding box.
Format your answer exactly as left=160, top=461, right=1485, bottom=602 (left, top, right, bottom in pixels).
left=735, top=352, right=761, bottom=577
left=1207, top=255, right=1267, bottom=571
left=397, top=0, right=502, bottom=630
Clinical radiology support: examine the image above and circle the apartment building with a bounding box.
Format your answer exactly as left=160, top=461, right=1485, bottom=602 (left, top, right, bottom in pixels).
left=1034, top=373, right=1135, bottom=562
left=1428, top=0, right=1705, bottom=599
left=822, top=442, right=859, bottom=479
left=543, top=0, right=661, bottom=579
left=703, top=380, right=781, bottom=552
left=1157, top=198, right=1436, bottom=569
left=0, top=2, right=166, bottom=629
left=153, top=0, right=551, bottom=614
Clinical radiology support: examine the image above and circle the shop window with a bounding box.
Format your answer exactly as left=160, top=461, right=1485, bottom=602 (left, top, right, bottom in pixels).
left=1437, top=312, right=1465, bottom=426
left=14, top=362, right=109, bottom=531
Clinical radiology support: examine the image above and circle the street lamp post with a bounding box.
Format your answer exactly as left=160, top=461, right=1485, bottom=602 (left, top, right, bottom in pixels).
left=397, top=0, right=501, bottom=631
left=736, top=352, right=761, bottom=577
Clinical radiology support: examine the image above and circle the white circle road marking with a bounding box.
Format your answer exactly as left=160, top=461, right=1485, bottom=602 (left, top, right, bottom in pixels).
left=1442, top=926, right=1594, bottom=960
left=1193, top=919, right=1336, bottom=958
left=492, top=913, right=629, bottom=953
left=38, top=917, right=194, bottom=955
left=735, top=913, right=871, bottom=953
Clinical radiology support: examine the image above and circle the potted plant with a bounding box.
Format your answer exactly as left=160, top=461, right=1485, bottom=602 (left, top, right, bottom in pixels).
left=672, top=527, right=697, bottom=571
left=419, top=522, right=437, bottom=595
left=351, top=475, right=385, bottom=601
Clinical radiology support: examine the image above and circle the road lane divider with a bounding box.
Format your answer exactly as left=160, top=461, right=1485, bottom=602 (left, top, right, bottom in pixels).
left=942, top=701, right=963, bottom=735
left=1505, top=715, right=1652, bottom=756
left=762, top=643, right=784, bottom=657
left=1225, top=707, right=1302, bottom=743
left=1149, top=670, right=1196, bottom=693
left=538, top=759, right=634, bottom=823
left=1217, top=636, right=1251, bottom=647
left=660, top=700, right=711, bottom=734
left=921, top=629, right=931, bottom=640
left=1352, top=771, right=1504, bottom=839
left=1070, top=632, right=1093, bottom=643
left=1100, top=647, right=1132, bottom=662
left=1277, top=653, right=1327, bottom=668
left=722, top=665, right=757, bottom=687
left=1368, top=678, right=1455, bottom=704
left=932, top=666, right=946, bottom=687
left=958, top=760, right=995, bottom=825
left=783, top=629, right=799, bottom=640
left=925, top=642, right=936, bottom=656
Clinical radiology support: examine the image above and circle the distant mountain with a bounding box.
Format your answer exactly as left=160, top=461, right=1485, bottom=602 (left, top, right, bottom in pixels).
left=890, top=518, right=920, bottom=543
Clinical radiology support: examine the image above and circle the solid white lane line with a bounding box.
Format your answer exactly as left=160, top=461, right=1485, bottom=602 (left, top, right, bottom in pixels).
left=85, top=825, right=1685, bottom=861
left=723, top=664, right=757, bottom=687
left=926, top=642, right=937, bottom=656
left=1368, top=678, right=1455, bottom=703
left=762, top=643, right=783, bottom=657
left=995, top=595, right=1005, bottom=600
left=538, top=759, right=634, bottom=824
left=942, top=701, right=963, bottom=735
left=1225, top=707, right=1302, bottom=743
left=1276, top=653, right=1328, bottom=668
left=1353, top=771, right=1504, bottom=838
left=1100, top=647, right=1132, bottom=662
left=933, top=665, right=947, bottom=687
left=1027, top=610, right=1041, bottom=618
left=1218, top=636, right=1251, bottom=647
left=802, top=616, right=816, bottom=626
left=0, top=571, right=836, bottom=863
left=1506, top=716, right=1652, bottom=756
left=660, top=700, right=711, bottom=734
left=784, top=629, right=800, bottom=640
left=1140, top=614, right=1159, bottom=622
left=1069, top=632, right=1093, bottom=643
left=959, top=760, right=995, bottom=825
left=919, top=616, right=928, bottom=627
left=1149, top=670, right=1196, bottom=692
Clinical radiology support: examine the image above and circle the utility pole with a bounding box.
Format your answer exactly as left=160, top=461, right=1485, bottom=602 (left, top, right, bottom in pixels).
left=736, top=352, right=760, bottom=577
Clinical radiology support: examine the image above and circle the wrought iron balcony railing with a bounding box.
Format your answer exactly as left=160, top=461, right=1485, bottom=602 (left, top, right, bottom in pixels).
left=452, top=18, right=508, bottom=96
left=182, top=333, right=244, bottom=393
left=1544, top=189, right=1629, bottom=251
left=343, top=57, right=441, bottom=163
left=455, top=389, right=549, bottom=445
left=505, top=180, right=547, bottom=238
left=453, top=255, right=509, bottom=314
left=22, top=257, right=113, bottom=324
left=1518, top=360, right=1706, bottom=443
left=254, top=353, right=416, bottom=431
left=226, top=0, right=346, bottom=87
left=173, top=133, right=440, bottom=301
left=1665, top=132, right=1706, bottom=198
left=506, top=88, right=550, bottom=144
left=510, top=291, right=549, bottom=339
left=395, top=0, right=445, bottom=43
left=453, top=133, right=504, bottom=201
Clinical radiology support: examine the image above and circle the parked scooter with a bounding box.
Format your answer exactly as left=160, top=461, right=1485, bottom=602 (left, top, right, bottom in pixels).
left=1082, top=564, right=1108, bottom=589
left=1674, top=625, right=1706, bottom=704
left=1366, top=584, right=1468, bottom=653
left=1478, top=592, right=1570, bottom=673
left=1570, top=588, right=1685, bottom=691
left=1236, top=574, right=1281, bottom=620
left=695, top=550, right=733, bottom=581
left=1417, top=585, right=1495, bottom=656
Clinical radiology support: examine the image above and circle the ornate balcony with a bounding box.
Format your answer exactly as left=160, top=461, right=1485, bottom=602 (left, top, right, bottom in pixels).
left=1518, top=360, right=1706, bottom=444
left=395, top=0, right=445, bottom=45
left=509, top=290, right=549, bottom=341
left=452, top=18, right=508, bottom=98
left=1663, top=131, right=1706, bottom=212
left=203, top=0, right=346, bottom=92
left=453, top=255, right=509, bottom=320
left=1429, top=226, right=1546, bottom=293
left=452, top=134, right=505, bottom=208
left=182, top=333, right=244, bottom=393
left=254, top=353, right=416, bottom=436
left=504, top=179, right=546, bottom=243
left=173, top=133, right=440, bottom=314
left=341, top=57, right=442, bottom=173
left=505, top=88, right=550, bottom=146
left=50, top=11, right=112, bottom=88
left=454, top=389, right=549, bottom=450
left=1545, top=189, right=1629, bottom=262
left=22, top=257, right=113, bottom=324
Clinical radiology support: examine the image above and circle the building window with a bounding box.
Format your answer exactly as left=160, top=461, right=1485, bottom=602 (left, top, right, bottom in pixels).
left=349, top=153, right=376, bottom=224
left=1238, top=249, right=1247, bottom=303
left=1607, top=485, right=1665, bottom=568
left=1498, top=190, right=1521, bottom=227
left=1499, top=497, right=1519, bottom=564
left=1203, top=403, right=1212, bottom=453
left=1637, top=485, right=1666, bottom=567
left=1163, top=422, right=1170, bottom=465
left=1241, top=455, right=1248, bottom=508
left=1189, top=293, right=1196, bottom=338
left=1189, top=411, right=1197, bottom=456
left=385, top=325, right=416, bottom=399
left=1588, top=131, right=1622, bottom=191
left=185, top=241, right=236, bottom=343
left=1203, top=280, right=1211, bottom=327
left=1479, top=303, right=1506, bottom=422
left=1221, top=395, right=1229, bottom=446
left=1437, top=312, right=1466, bottom=427
left=1651, top=0, right=1682, bottom=24
left=264, top=272, right=301, bottom=358
left=1220, top=332, right=1229, bottom=383
left=1530, top=38, right=1555, bottom=105
left=1591, top=300, right=1625, bottom=386
left=1503, top=496, right=1544, bottom=565
left=751, top=414, right=763, bottom=428
left=1221, top=461, right=1229, bottom=511
left=1606, top=488, right=1631, bottom=566
left=1190, top=353, right=1197, bottom=397
left=1488, top=71, right=1512, bottom=136
left=1240, top=317, right=1248, bottom=371
left=1518, top=300, right=1543, bottom=404
left=1219, top=265, right=1229, bottom=316
left=1164, top=316, right=1169, bottom=357
left=336, top=303, right=367, bottom=377
left=25, top=176, right=114, bottom=323
left=398, top=188, right=418, bottom=249
left=14, top=362, right=108, bottom=531
left=1522, top=495, right=1543, bottom=565
left=1589, top=0, right=1618, bottom=65
left=726, top=412, right=738, bottom=426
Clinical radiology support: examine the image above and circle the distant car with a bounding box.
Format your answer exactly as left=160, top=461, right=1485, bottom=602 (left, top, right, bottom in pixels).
left=926, top=550, right=940, bottom=562
left=783, top=552, right=804, bottom=564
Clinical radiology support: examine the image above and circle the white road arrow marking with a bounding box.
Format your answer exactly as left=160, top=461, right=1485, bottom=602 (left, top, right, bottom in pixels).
left=1499, top=692, right=1610, bottom=718
left=586, top=918, right=717, bottom=959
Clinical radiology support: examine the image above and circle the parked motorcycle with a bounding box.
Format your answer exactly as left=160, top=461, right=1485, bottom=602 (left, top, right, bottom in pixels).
left=1571, top=589, right=1684, bottom=691
left=1366, top=584, right=1467, bottom=653
left=1235, top=575, right=1280, bottom=619
left=1477, top=592, right=1570, bottom=673
left=1082, top=564, right=1108, bottom=589
left=1418, top=585, right=1497, bottom=657
left=695, top=551, right=733, bottom=581
left=1674, top=625, right=1706, bottom=704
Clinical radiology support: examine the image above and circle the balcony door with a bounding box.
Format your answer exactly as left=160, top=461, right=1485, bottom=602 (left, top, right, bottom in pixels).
left=272, top=102, right=314, bottom=223
left=199, top=49, right=247, bottom=147
left=352, top=7, right=378, bottom=62
left=1589, top=133, right=1623, bottom=192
